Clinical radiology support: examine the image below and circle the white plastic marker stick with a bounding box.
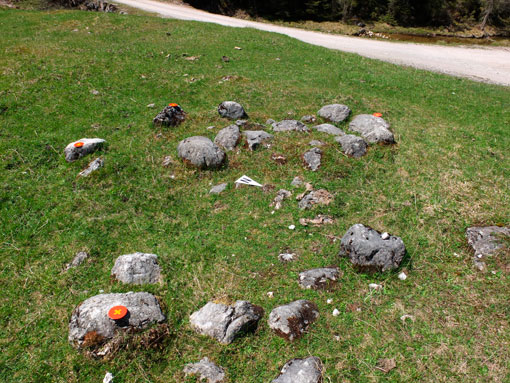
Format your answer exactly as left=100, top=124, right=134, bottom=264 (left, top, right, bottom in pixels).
left=235, top=175, right=263, bottom=187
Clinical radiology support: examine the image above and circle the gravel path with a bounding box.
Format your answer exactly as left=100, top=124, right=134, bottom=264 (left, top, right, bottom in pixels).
left=114, top=0, right=510, bottom=86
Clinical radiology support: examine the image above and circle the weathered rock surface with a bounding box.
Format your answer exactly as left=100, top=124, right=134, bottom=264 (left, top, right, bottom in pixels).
left=339, top=224, right=406, bottom=272
left=309, top=140, right=325, bottom=147
left=303, top=148, right=322, bottom=171
left=313, top=123, right=345, bottom=136
left=466, top=226, right=510, bottom=257
left=190, top=301, right=264, bottom=344
left=271, top=153, right=287, bottom=165
left=301, top=115, right=317, bottom=124
left=65, top=138, right=105, bottom=162
left=299, top=215, right=335, bottom=227
left=111, top=252, right=161, bottom=285
left=68, top=292, right=165, bottom=348
left=335, top=134, right=367, bottom=158
left=78, top=157, right=104, bottom=177
left=210, top=183, right=228, bottom=194
left=271, top=189, right=292, bottom=210
left=291, top=176, right=303, bottom=187
left=349, top=114, right=394, bottom=144
left=318, top=104, right=351, bottom=123
left=243, top=130, right=273, bottom=150
left=153, top=104, right=186, bottom=127
left=218, top=101, right=247, bottom=120
left=65, top=251, right=89, bottom=271
left=183, top=357, right=226, bottom=383
left=178, top=136, right=226, bottom=169
left=299, top=267, right=341, bottom=289
left=272, top=120, right=310, bottom=132
left=298, top=189, right=334, bottom=210
left=214, top=125, right=240, bottom=151
left=268, top=300, right=319, bottom=341
left=272, top=356, right=323, bottom=383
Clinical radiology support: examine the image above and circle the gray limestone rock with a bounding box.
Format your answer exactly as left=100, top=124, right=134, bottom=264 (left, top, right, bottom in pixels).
left=64, top=138, right=106, bottom=162
left=271, top=189, right=292, bottom=210
left=266, top=118, right=276, bottom=125
left=318, top=104, right=351, bottom=123
left=272, top=357, right=323, bottom=383
left=153, top=104, right=186, bottom=127
left=291, top=176, right=304, bottom=187
left=313, top=123, right=345, bottom=136
left=218, top=101, right=247, bottom=120
left=243, top=130, right=273, bottom=150
left=214, top=125, right=240, bottom=151
left=177, top=136, right=226, bottom=169
left=268, top=300, right=319, bottom=341
left=65, top=251, right=89, bottom=271
left=272, top=120, right=310, bottom=132
left=183, top=357, right=226, bottom=383
left=349, top=114, right=395, bottom=144
left=68, top=292, right=165, bottom=348
left=466, top=226, right=510, bottom=271
left=298, top=189, right=334, bottom=210
left=303, top=148, right=322, bottom=171
left=335, top=134, right=367, bottom=158
left=111, top=252, right=161, bottom=285
left=190, top=300, right=264, bottom=344
left=78, top=157, right=104, bottom=177
left=339, top=224, right=406, bottom=272
left=309, top=140, right=325, bottom=147
left=301, top=115, right=317, bottom=124
left=298, top=267, right=341, bottom=289
left=210, top=183, right=228, bottom=194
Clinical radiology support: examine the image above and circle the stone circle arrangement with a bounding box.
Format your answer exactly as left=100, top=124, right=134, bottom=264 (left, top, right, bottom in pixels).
left=64, top=100, right=509, bottom=382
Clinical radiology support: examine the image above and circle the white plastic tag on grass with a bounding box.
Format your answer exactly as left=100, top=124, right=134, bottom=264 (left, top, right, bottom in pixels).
left=235, top=175, right=262, bottom=187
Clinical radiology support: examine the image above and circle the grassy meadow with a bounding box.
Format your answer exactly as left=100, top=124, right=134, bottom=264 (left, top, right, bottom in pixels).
left=0, top=8, right=509, bottom=383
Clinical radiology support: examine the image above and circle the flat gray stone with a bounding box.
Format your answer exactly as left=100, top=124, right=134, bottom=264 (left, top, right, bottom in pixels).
left=335, top=134, right=367, bottom=158
left=218, top=101, right=247, bottom=120
left=266, top=118, right=276, bottom=125
left=64, top=138, right=106, bottom=162
left=268, top=300, right=319, bottom=341
left=111, top=252, right=161, bottom=285
left=466, top=226, right=510, bottom=257
left=243, top=130, right=273, bottom=150
left=271, top=189, right=291, bottom=210
left=272, top=357, right=323, bottom=383
left=214, top=125, right=240, bottom=151
left=68, top=292, right=165, bottom=349
left=349, top=114, right=395, bottom=144
left=318, top=104, right=351, bottom=123
left=309, top=140, right=325, bottom=147
left=183, top=357, right=226, bottom=383
left=303, top=148, right=322, bottom=171
left=190, top=300, right=264, bottom=344
left=339, top=224, right=406, bottom=272
left=298, top=189, right=334, bottom=210
left=210, top=183, right=228, bottom=194
left=65, top=251, right=89, bottom=271
left=291, top=176, right=303, bottom=187
left=299, top=267, right=341, bottom=289
left=153, top=104, right=186, bottom=127
left=78, top=157, right=104, bottom=177
left=178, top=136, right=226, bottom=169
left=272, top=120, right=310, bottom=132
left=313, top=123, right=345, bottom=136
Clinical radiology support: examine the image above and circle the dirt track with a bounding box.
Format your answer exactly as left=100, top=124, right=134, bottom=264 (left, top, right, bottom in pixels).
left=114, top=0, right=510, bottom=86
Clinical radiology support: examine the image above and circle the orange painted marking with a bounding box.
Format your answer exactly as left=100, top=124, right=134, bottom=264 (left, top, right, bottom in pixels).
left=373, top=113, right=383, bottom=118
left=74, top=142, right=84, bottom=148
left=169, top=103, right=179, bottom=107
left=108, top=305, right=128, bottom=320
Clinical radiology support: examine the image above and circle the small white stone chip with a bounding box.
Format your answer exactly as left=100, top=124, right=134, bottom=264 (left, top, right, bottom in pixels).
left=267, top=291, right=274, bottom=298
left=103, top=372, right=114, bottom=383
left=398, top=272, right=407, bottom=281
left=332, top=308, right=340, bottom=317
left=369, top=283, right=382, bottom=290
left=327, top=299, right=333, bottom=304
left=288, top=225, right=296, bottom=230
left=381, top=232, right=390, bottom=240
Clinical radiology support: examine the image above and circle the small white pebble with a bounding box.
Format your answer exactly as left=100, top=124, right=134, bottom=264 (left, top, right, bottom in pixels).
left=332, top=309, right=340, bottom=317
left=477, top=254, right=483, bottom=259
left=381, top=232, right=390, bottom=240
left=334, top=335, right=340, bottom=341
left=453, top=252, right=460, bottom=258
left=369, top=283, right=382, bottom=290
left=288, top=225, right=295, bottom=230
left=206, top=126, right=215, bottom=130
left=400, top=314, right=415, bottom=322
left=267, top=291, right=274, bottom=298
left=170, top=175, right=175, bottom=179
left=327, top=299, right=333, bottom=304
left=491, top=270, right=497, bottom=275
left=271, top=210, right=275, bottom=215
left=231, top=254, right=235, bottom=257
left=99, top=289, right=104, bottom=293
left=103, top=372, right=114, bottom=383
left=398, top=272, right=407, bottom=281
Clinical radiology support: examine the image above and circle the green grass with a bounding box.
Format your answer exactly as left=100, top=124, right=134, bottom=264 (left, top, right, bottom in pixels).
left=0, top=8, right=509, bottom=383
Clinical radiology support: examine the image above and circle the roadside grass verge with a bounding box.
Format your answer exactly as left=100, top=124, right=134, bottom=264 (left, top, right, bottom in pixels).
left=0, top=9, right=509, bottom=383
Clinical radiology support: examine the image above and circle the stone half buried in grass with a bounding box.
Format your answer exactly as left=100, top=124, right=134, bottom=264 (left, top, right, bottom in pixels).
left=214, top=124, right=240, bottom=151
left=335, top=134, right=368, bottom=158
left=349, top=114, right=395, bottom=144
left=78, top=157, right=104, bottom=177
left=298, top=189, right=334, bottom=210
left=189, top=300, right=264, bottom=344
left=111, top=252, right=161, bottom=285
left=243, top=130, right=273, bottom=151
left=68, top=292, right=166, bottom=351
left=268, top=300, right=319, bottom=341
left=217, top=101, right=247, bottom=120
left=272, top=356, right=323, bottom=383
left=177, top=136, right=226, bottom=169
left=312, top=123, right=345, bottom=136
left=317, top=103, right=351, bottom=123
left=272, top=120, right=310, bottom=132
left=298, top=267, right=341, bottom=290
left=339, top=224, right=406, bottom=272
left=303, top=147, right=322, bottom=171
left=64, top=138, right=106, bottom=162
left=153, top=104, right=186, bottom=127
left=183, top=357, right=226, bottom=383
left=466, top=226, right=510, bottom=258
